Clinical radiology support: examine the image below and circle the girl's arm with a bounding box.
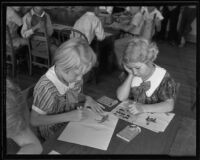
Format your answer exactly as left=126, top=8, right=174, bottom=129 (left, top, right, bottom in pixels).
left=30, top=109, right=82, bottom=126
left=129, top=99, right=174, bottom=114
left=117, top=73, right=134, bottom=101
left=12, top=127, right=43, bottom=154
left=141, top=98, right=174, bottom=113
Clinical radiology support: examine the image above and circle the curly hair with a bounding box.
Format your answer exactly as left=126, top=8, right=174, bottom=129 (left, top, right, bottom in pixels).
left=123, top=37, right=159, bottom=64
left=6, top=79, right=29, bottom=138
left=53, top=37, right=97, bottom=73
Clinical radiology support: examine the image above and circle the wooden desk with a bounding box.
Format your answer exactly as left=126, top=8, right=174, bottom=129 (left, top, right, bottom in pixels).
left=42, top=104, right=181, bottom=154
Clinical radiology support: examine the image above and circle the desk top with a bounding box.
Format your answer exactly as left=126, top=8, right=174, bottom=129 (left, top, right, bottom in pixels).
left=42, top=109, right=181, bottom=154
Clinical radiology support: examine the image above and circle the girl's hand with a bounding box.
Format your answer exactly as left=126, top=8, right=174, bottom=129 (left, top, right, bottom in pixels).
left=123, top=64, right=133, bottom=75
left=84, top=96, right=105, bottom=114
left=128, top=103, right=144, bottom=115
left=67, top=109, right=83, bottom=122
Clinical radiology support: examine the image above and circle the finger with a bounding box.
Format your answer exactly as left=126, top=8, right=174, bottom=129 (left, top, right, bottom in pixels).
left=97, top=103, right=105, bottom=109
left=96, top=107, right=104, bottom=114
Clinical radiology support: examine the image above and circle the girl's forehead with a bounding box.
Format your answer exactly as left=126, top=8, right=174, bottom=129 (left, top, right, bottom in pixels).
left=127, top=62, right=144, bottom=67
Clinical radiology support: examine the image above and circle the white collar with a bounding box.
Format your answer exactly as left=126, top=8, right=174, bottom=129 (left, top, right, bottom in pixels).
left=131, top=65, right=166, bottom=97
left=45, top=66, right=75, bottom=95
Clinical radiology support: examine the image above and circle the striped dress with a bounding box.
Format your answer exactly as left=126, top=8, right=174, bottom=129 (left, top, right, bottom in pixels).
left=32, top=71, right=83, bottom=140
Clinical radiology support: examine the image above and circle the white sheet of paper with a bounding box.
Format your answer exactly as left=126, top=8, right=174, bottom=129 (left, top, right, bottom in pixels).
left=111, top=101, right=175, bottom=133
left=58, top=109, right=118, bottom=150
left=48, top=150, right=60, bottom=154
left=132, top=112, right=175, bottom=132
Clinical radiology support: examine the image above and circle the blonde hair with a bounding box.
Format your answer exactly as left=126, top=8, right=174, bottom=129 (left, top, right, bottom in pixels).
left=6, top=78, right=29, bottom=138
left=123, top=37, right=159, bottom=64
left=53, top=38, right=97, bottom=73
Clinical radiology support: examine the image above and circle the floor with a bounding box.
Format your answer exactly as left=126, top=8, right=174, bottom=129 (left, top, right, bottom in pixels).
left=6, top=39, right=197, bottom=156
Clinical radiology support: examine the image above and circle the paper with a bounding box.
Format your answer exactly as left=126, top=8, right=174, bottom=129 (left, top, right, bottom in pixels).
left=131, top=112, right=175, bottom=133
left=111, top=101, right=175, bottom=132
left=48, top=150, right=60, bottom=154
left=58, top=108, right=118, bottom=150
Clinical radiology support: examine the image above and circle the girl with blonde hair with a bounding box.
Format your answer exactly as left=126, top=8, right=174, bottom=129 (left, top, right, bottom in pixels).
left=30, top=38, right=104, bottom=141
left=117, top=37, right=177, bottom=114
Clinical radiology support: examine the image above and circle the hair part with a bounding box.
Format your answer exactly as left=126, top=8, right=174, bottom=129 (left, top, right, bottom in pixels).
left=53, top=38, right=96, bottom=74
left=123, top=37, right=159, bottom=64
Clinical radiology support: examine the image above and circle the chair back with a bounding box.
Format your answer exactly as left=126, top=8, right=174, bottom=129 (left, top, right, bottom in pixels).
left=60, top=27, right=89, bottom=43
left=174, top=82, right=181, bottom=106
left=27, top=25, right=51, bottom=75
left=6, top=25, right=16, bottom=77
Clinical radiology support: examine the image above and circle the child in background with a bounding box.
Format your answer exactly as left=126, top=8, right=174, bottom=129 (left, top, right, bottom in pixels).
left=21, top=6, right=58, bottom=57
left=71, top=6, right=105, bottom=45
left=140, top=6, right=164, bottom=41
left=6, top=6, right=28, bottom=48
left=116, top=37, right=177, bottom=114
left=6, top=78, right=42, bottom=154
left=30, top=38, right=105, bottom=141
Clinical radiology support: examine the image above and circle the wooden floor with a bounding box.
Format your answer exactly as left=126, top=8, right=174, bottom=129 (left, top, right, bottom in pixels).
left=6, top=40, right=196, bottom=156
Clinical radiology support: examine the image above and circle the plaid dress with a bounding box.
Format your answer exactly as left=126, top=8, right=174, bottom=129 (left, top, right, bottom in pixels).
left=32, top=74, right=83, bottom=140
left=129, top=72, right=177, bottom=104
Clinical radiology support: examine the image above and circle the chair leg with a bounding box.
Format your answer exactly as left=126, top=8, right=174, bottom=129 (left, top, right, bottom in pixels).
left=12, top=56, right=17, bottom=77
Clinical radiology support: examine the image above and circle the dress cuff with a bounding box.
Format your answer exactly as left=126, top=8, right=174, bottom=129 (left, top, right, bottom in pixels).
left=32, top=105, right=47, bottom=115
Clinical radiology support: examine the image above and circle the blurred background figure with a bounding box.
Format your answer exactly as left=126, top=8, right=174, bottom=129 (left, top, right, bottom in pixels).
left=156, top=6, right=180, bottom=45
left=178, top=6, right=196, bottom=48
left=72, top=6, right=105, bottom=45
left=6, top=6, right=28, bottom=49
left=21, top=6, right=58, bottom=58
left=6, top=78, right=43, bottom=154
left=140, top=6, right=164, bottom=41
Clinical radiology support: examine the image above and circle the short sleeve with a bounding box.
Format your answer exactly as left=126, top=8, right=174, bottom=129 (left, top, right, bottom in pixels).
left=32, top=77, right=58, bottom=114
left=157, top=73, right=177, bottom=101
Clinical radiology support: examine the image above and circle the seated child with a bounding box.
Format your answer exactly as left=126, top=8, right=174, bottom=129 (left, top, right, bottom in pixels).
left=71, top=6, right=105, bottom=44
left=30, top=38, right=105, bottom=141
left=116, top=37, right=177, bottom=114
left=6, top=6, right=28, bottom=49
left=21, top=6, right=58, bottom=58
left=140, top=6, right=164, bottom=41
left=6, top=78, right=42, bottom=154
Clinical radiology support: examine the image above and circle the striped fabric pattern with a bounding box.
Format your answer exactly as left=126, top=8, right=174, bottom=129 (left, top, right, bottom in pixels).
left=32, top=75, right=83, bottom=140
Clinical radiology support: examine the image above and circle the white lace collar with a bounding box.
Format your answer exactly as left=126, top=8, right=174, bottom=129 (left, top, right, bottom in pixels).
left=131, top=65, right=166, bottom=97
left=45, top=66, right=75, bottom=95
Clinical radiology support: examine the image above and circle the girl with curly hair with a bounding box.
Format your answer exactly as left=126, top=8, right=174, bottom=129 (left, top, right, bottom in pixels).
left=117, top=37, right=178, bottom=114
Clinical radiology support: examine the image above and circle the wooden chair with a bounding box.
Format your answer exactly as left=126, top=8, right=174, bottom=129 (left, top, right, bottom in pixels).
left=6, top=25, right=17, bottom=77
left=27, top=28, right=52, bottom=75
left=59, top=27, right=89, bottom=43
left=6, top=25, right=29, bottom=77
